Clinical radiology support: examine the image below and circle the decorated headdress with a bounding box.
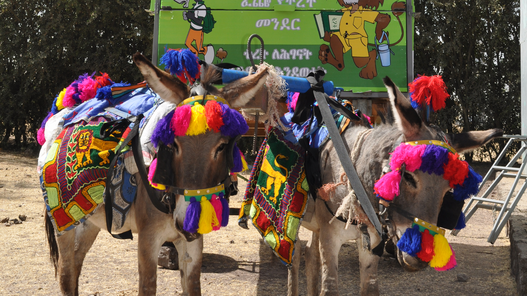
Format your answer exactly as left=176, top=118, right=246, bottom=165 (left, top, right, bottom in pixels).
left=373, top=75, right=481, bottom=271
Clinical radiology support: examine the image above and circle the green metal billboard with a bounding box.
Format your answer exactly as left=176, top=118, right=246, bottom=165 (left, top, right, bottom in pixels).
left=151, top=0, right=413, bottom=93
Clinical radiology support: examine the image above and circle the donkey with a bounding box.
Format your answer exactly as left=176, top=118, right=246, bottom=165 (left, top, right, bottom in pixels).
left=42, top=53, right=270, bottom=296
left=288, top=77, right=503, bottom=295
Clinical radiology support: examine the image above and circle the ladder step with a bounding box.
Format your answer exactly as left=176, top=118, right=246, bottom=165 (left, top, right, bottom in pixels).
left=470, top=197, right=505, bottom=204
left=473, top=203, right=510, bottom=211
left=502, top=173, right=527, bottom=178
left=493, top=165, right=522, bottom=172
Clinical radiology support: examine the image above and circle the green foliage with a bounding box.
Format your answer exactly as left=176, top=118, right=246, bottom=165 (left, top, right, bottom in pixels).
left=0, top=0, right=153, bottom=149
left=414, top=0, right=520, bottom=161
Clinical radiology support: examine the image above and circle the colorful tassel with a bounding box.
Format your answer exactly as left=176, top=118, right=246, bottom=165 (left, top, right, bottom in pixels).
left=183, top=197, right=201, bottom=233
left=453, top=167, right=482, bottom=201
left=420, top=145, right=449, bottom=175
left=159, top=48, right=200, bottom=84
left=443, top=153, right=469, bottom=188
left=409, top=75, right=450, bottom=112
left=205, top=100, right=224, bottom=132
left=220, top=193, right=229, bottom=227
left=429, top=233, right=453, bottom=268
left=210, top=194, right=223, bottom=230
left=152, top=110, right=175, bottom=147
left=397, top=225, right=422, bottom=257
left=416, top=229, right=435, bottom=262
left=172, top=105, right=192, bottom=137
left=232, top=144, right=243, bottom=173
left=374, top=170, right=401, bottom=201
left=220, top=104, right=249, bottom=138
left=198, top=196, right=219, bottom=234
left=434, top=246, right=457, bottom=271
left=187, top=103, right=208, bottom=136
left=390, top=144, right=426, bottom=172
left=78, top=76, right=98, bottom=102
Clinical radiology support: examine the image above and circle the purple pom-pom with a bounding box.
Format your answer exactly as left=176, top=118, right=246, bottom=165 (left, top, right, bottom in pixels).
left=220, top=195, right=229, bottom=227
left=396, top=225, right=422, bottom=257
left=151, top=110, right=175, bottom=147
left=420, top=145, right=449, bottom=175
left=219, top=104, right=249, bottom=138
left=183, top=197, right=201, bottom=233
left=232, top=144, right=243, bottom=172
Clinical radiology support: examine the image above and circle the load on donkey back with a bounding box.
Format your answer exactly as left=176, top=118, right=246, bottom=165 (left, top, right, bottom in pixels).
left=37, top=48, right=289, bottom=295
left=238, top=73, right=503, bottom=295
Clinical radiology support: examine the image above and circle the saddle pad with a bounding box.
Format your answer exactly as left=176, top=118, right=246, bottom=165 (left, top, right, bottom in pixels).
left=240, top=127, right=309, bottom=266
left=42, top=116, right=122, bottom=235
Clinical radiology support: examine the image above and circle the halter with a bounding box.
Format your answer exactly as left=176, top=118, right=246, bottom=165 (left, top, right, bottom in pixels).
left=147, top=94, right=248, bottom=235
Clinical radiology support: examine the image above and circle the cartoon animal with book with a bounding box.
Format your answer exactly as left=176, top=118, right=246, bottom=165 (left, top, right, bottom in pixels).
left=317, top=0, right=406, bottom=79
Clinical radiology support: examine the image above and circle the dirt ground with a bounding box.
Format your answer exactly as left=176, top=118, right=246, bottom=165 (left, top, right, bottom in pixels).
left=0, top=150, right=519, bottom=295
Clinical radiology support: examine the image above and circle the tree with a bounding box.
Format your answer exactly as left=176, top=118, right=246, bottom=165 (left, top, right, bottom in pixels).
left=414, top=0, right=520, bottom=161
left=0, top=0, right=153, bottom=148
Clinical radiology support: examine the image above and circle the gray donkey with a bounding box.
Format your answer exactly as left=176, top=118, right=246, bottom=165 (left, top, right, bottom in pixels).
left=42, top=53, right=271, bottom=296
left=288, top=77, right=503, bottom=295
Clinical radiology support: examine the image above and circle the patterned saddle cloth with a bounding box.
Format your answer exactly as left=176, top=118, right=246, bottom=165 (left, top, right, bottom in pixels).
left=40, top=85, right=160, bottom=235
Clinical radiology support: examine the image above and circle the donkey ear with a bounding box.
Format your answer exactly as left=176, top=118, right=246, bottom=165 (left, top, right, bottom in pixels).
left=219, top=66, right=269, bottom=109
left=133, top=53, right=190, bottom=105
left=383, top=76, right=422, bottom=139
left=446, top=129, right=503, bottom=153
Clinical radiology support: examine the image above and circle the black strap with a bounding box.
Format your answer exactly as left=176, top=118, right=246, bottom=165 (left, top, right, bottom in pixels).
left=104, top=117, right=142, bottom=240
left=325, top=97, right=361, bottom=121
left=130, top=121, right=171, bottom=214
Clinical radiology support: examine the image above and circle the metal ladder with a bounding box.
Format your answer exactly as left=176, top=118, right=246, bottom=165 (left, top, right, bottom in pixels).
left=451, top=135, right=527, bottom=243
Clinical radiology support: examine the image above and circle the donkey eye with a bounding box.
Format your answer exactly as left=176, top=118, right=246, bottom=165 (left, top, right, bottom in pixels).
left=403, top=172, right=417, bottom=188
left=217, top=143, right=227, bottom=152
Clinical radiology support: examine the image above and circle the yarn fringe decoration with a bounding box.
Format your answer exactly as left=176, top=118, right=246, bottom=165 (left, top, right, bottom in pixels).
left=152, top=98, right=249, bottom=146
left=182, top=193, right=230, bottom=234
left=409, top=75, right=450, bottom=112
left=39, top=72, right=114, bottom=146
left=159, top=48, right=201, bottom=85
left=198, top=196, right=219, bottom=234
left=397, top=224, right=457, bottom=271
left=183, top=197, right=201, bottom=233
left=374, top=141, right=482, bottom=202
left=210, top=194, right=223, bottom=231
left=219, top=192, right=229, bottom=227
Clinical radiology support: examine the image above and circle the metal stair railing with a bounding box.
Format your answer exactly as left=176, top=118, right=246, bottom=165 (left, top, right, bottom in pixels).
left=451, top=135, right=527, bottom=244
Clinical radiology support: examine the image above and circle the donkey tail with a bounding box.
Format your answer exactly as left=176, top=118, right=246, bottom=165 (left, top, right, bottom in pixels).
left=44, top=207, right=59, bottom=277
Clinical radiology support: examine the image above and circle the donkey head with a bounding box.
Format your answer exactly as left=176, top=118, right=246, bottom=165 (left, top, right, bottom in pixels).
left=380, top=77, right=502, bottom=271
left=133, top=53, right=269, bottom=240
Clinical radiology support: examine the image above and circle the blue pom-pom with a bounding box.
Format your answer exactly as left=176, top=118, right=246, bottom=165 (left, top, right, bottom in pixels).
left=455, top=212, right=466, bottom=230
left=160, top=49, right=182, bottom=76
left=151, top=110, right=175, bottom=147
left=51, top=95, right=59, bottom=114
left=396, top=225, right=422, bottom=257
left=183, top=197, right=201, bottom=233
left=453, top=166, right=482, bottom=201
left=95, top=85, right=114, bottom=101
left=180, top=49, right=200, bottom=79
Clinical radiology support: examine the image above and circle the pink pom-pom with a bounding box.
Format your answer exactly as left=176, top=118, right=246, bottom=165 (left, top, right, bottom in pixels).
left=374, top=170, right=401, bottom=201
left=390, top=144, right=426, bottom=172
left=78, top=77, right=98, bottom=102
left=290, top=92, right=299, bottom=111
left=62, top=86, right=77, bottom=107
left=210, top=194, right=223, bottom=230
left=434, top=246, right=457, bottom=271
left=148, top=159, right=158, bottom=183
left=37, top=128, right=46, bottom=145
left=171, top=105, right=192, bottom=136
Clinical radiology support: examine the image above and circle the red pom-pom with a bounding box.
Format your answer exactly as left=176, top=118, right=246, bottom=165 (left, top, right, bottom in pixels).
left=417, top=229, right=435, bottom=262
left=409, top=75, right=450, bottom=111
left=95, top=72, right=113, bottom=87
left=204, top=101, right=224, bottom=132
left=443, top=153, right=469, bottom=187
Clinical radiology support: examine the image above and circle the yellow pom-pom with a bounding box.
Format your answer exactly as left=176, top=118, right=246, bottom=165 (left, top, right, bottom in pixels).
left=187, top=103, right=209, bottom=136
left=56, top=88, right=67, bottom=110
left=241, top=153, right=248, bottom=172
left=429, top=233, right=453, bottom=268
left=198, top=196, right=219, bottom=234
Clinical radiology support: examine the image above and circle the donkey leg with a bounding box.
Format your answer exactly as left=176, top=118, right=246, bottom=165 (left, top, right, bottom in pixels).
left=357, top=227, right=381, bottom=296
left=287, top=237, right=302, bottom=296
left=137, top=231, right=165, bottom=296
left=318, top=227, right=342, bottom=296
left=174, top=236, right=203, bottom=296
left=56, top=229, right=78, bottom=296
left=305, top=231, right=321, bottom=296
left=73, top=220, right=100, bottom=279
